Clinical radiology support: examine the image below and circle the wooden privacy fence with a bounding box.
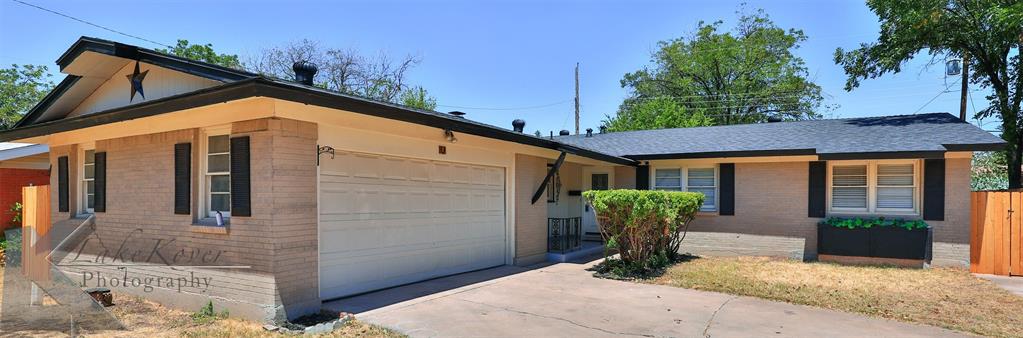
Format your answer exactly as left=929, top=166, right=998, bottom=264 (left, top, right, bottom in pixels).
left=970, top=190, right=1023, bottom=276
left=21, top=185, right=51, bottom=282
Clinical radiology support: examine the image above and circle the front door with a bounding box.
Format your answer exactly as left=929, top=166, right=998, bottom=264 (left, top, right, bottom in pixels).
left=582, top=172, right=610, bottom=238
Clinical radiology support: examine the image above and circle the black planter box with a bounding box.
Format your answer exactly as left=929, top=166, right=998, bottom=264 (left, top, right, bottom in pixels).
left=817, top=224, right=932, bottom=260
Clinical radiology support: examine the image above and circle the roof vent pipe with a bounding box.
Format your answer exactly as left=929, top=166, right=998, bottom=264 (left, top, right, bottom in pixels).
left=293, top=61, right=318, bottom=86
left=767, top=115, right=783, bottom=123
left=559, top=130, right=571, bottom=136
left=585, top=128, right=593, bottom=137
left=449, top=111, right=466, bottom=118
left=512, top=119, right=526, bottom=132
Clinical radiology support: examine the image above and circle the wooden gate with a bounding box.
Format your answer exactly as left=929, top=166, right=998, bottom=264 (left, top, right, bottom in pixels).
left=970, top=190, right=1023, bottom=276
left=21, top=185, right=51, bottom=282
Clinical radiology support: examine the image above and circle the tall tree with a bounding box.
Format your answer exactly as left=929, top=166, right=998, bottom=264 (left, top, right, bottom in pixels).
left=249, top=40, right=438, bottom=110
left=835, top=0, right=1023, bottom=187
left=606, top=8, right=824, bottom=132
left=0, top=64, right=54, bottom=130
left=156, top=39, right=243, bottom=69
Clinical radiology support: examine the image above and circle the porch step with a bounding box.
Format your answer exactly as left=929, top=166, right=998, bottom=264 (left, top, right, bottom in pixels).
left=546, top=241, right=605, bottom=263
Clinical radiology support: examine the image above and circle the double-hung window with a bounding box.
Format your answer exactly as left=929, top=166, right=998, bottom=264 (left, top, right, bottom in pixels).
left=831, top=165, right=868, bottom=210
left=653, top=167, right=718, bottom=212
left=654, top=169, right=683, bottom=191
left=205, top=134, right=231, bottom=217
left=829, top=161, right=918, bottom=214
left=875, top=163, right=915, bottom=211
left=82, top=149, right=95, bottom=213
left=687, top=168, right=717, bottom=212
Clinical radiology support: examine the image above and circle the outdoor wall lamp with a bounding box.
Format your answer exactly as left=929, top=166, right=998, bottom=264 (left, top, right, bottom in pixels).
left=444, top=129, right=458, bottom=143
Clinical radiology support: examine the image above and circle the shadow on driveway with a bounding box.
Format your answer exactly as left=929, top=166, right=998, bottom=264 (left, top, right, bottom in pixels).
left=323, top=254, right=966, bottom=337
left=324, top=252, right=604, bottom=314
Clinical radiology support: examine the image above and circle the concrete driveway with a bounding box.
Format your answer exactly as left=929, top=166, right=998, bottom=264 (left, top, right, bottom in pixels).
left=324, top=259, right=967, bottom=337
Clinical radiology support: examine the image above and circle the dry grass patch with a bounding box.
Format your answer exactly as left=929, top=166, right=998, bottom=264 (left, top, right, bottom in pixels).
left=96, top=295, right=404, bottom=337
left=648, top=256, right=1023, bottom=338
left=0, top=267, right=404, bottom=337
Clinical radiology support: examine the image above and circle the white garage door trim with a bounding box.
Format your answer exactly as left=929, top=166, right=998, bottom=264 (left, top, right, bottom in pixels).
left=318, top=150, right=507, bottom=300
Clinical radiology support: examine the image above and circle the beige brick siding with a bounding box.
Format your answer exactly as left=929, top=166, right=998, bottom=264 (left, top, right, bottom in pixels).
left=514, top=154, right=548, bottom=265
left=928, top=157, right=971, bottom=267
left=674, top=158, right=973, bottom=266
left=263, top=118, right=319, bottom=320
left=684, top=161, right=818, bottom=259
left=50, top=117, right=319, bottom=323
left=614, top=166, right=636, bottom=189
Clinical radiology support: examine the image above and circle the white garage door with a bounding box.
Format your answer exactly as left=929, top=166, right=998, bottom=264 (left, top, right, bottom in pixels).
left=318, top=151, right=507, bottom=300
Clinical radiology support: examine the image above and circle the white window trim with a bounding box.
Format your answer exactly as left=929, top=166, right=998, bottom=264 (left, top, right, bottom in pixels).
left=651, top=165, right=719, bottom=212
left=200, top=126, right=232, bottom=219
left=652, top=168, right=683, bottom=191
left=78, top=143, right=96, bottom=214
left=827, top=159, right=920, bottom=216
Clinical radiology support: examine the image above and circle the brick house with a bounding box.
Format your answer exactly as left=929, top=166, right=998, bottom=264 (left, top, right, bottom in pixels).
left=0, top=37, right=1004, bottom=323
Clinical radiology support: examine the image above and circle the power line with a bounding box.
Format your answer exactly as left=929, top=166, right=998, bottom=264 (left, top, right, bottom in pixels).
left=912, top=78, right=960, bottom=114
left=437, top=99, right=573, bottom=111
left=10, top=0, right=174, bottom=49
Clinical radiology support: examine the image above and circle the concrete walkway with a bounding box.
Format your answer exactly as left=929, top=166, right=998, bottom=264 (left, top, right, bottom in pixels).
left=976, top=274, right=1023, bottom=297
left=324, top=260, right=967, bottom=338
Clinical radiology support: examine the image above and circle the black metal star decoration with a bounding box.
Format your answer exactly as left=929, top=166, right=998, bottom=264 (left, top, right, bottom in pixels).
left=125, top=61, right=149, bottom=102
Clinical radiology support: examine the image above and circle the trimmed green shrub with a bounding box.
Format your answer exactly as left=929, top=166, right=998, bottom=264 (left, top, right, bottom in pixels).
left=819, top=217, right=928, bottom=230
left=583, top=189, right=703, bottom=277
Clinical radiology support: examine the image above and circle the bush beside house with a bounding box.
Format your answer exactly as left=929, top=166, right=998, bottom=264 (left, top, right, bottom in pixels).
left=583, top=190, right=703, bottom=277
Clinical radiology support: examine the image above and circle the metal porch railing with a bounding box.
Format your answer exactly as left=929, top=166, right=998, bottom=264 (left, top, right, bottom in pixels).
left=547, top=217, right=582, bottom=253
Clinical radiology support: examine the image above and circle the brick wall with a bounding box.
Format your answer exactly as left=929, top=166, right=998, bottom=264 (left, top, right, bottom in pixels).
left=676, top=159, right=973, bottom=266
left=50, top=117, right=319, bottom=323
left=0, top=168, right=49, bottom=230
left=514, top=154, right=548, bottom=265
left=685, top=161, right=818, bottom=260
left=927, top=157, right=971, bottom=267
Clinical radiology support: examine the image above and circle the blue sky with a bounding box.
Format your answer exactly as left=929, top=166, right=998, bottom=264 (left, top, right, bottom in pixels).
left=0, top=0, right=998, bottom=134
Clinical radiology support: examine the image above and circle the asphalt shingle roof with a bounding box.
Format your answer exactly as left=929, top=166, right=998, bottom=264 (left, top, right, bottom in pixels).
left=555, top=113, right=1005, bottom=159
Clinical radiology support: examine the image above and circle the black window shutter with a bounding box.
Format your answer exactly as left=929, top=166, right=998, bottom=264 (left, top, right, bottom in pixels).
left=94, top=152, right=106, bottom=212
left=58, top=156, right=69, bottom=212
left=635, top=165, right=650, bottom=190
left=719, top=163, right=735, bottom=215
left=808, top=161, right=826, bottom=218
left=923, top=159, right=945, bottom=221
left=230, top=136, right=251, bottom=217
left=174, top=143, right=191, bottom=215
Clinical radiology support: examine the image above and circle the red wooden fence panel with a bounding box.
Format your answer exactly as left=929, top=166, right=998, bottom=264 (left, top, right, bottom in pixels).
left=971, top=190, right=1022, bottom=276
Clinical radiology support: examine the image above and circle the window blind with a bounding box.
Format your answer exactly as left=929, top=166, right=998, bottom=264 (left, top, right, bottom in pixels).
left=832, top=165, right=867, bottom=209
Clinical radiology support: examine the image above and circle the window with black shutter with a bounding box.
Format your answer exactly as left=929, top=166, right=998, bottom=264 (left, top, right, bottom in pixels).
left=229, top=136, right=251, bottom=217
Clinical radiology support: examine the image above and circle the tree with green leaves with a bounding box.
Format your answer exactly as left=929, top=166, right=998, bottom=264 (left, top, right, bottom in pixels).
left=835, top=0, right=1022, bottom=187
left=605, top=8, right=825, bottom=132
left=156, top=39, right=243, bottom=70
left=399, top=86, right=437, bottom=110
left=0, top=64, right=54, bottom=130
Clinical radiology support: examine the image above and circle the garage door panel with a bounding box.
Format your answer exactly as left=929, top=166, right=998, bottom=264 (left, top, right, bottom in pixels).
left=319, top=152, right=506, bottom=300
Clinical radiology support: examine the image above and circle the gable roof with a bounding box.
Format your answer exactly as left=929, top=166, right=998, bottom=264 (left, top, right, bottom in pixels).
left=14, top=36, right=257, bottom=128
left=556, top=113, right=1005, bottom=160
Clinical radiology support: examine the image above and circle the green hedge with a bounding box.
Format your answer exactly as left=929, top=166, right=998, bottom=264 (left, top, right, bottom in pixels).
left=583, top=190, right=703, bottom=276
left=819, top=217, right=928, bottom=230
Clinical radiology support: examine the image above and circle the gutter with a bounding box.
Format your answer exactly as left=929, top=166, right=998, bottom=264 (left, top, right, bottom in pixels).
left=0, top=78, right=636, bottom=167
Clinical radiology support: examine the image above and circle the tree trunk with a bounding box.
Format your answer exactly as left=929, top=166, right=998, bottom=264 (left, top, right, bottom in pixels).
left=1012, top=134, right=1023, bottom=189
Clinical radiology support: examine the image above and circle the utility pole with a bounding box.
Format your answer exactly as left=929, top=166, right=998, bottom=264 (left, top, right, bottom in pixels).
left=574, top=62, right=580, bottom=135
left=960, top=53, right=969, bottom=121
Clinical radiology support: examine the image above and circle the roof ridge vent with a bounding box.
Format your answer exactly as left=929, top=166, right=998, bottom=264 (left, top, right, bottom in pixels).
left=293, top=61, right=318, bottom=86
